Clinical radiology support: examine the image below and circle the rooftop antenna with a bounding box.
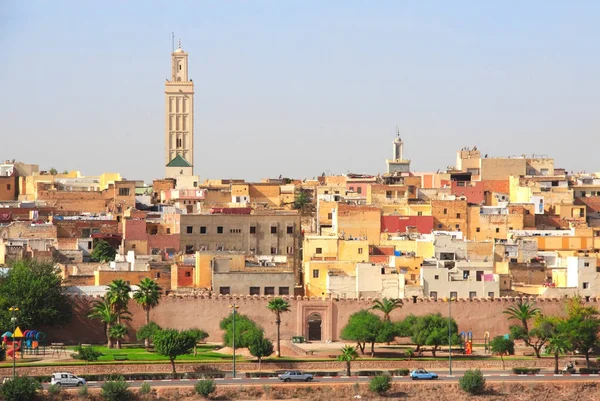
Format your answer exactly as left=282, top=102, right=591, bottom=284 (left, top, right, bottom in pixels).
left=171, top=32, right=175, bottom=53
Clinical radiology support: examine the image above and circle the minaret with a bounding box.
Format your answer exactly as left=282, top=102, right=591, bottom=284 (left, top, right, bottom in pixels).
left=386, top=128, right=410, bottom=174
left=165, top=39, right=195, bottom=178
left=393, top=130, right=403, bottom=161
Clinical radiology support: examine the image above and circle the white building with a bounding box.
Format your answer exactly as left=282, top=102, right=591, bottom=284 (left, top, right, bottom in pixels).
left=421, top=260, right=499, bottom=299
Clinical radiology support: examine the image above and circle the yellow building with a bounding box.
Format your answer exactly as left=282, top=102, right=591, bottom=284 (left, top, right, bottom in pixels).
left=304, top=260, right=355, bottom=297
left=21, top=171, right=122, bottom=201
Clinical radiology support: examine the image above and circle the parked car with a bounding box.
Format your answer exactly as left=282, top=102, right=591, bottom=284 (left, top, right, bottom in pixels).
left=50, top=372, right=87, bottom=387
left=410, top=368, right=438, bottom=380
left=278, top=371, right=314, bottom=382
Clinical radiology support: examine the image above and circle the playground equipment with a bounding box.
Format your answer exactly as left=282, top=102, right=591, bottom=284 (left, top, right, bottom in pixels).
left=2, top=331, right=21, bottom=360
left=1, top=330, right=46, bottom=359
left=460, top=331, right=473, bottom=355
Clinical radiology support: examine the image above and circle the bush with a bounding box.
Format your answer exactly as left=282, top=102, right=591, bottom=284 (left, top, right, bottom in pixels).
left=392, top=368, right=410, bottom=376
left=369, top=375, right=391, bottom=395
left=355, top=370, right=384, bottom=376
left=47, top=383, right=62, bottom=396
left=459, top=369, right=486, bottom=395
left=195, top=379, right=216, bottom=398
left=0, top=376, right=42, bottom=401
left=71, top=345, right=103, bottom=363
left=580, top=368, right=600, bottom=374
left=140, top=382, right=152, bottom=395
left=78, top=384, right=89, bottom=397
left=512, top=367, right=541, bottom=374
left=101, top=379, right=131, bottom=401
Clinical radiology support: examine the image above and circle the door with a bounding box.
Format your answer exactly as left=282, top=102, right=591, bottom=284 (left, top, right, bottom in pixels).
left=307, top=313, right=322, bottom=341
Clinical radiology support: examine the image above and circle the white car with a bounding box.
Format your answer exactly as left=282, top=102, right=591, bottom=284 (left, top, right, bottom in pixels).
left=50, top=372, right=86, bottom=387
left=278, top=371, right=314, bottom=382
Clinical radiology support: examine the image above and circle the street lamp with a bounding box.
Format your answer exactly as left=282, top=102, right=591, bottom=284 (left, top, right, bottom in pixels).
left=446, top=297, right=455, bottom=376
left=229, top=303, right=239, bottom=379
left=9, top=307, right=19, bottom=380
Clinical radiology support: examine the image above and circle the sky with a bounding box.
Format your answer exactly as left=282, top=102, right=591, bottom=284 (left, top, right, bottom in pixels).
left=1, top=1, right=599, bottom=183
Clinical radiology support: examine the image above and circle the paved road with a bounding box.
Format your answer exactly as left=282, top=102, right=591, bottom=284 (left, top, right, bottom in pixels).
left=44, top=372, right=600, bottom=389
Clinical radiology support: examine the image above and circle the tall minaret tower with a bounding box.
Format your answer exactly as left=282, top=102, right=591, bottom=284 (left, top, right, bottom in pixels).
left=386, top=128, right=410, bottom=174
left=165, top=39, right=195, bottom=178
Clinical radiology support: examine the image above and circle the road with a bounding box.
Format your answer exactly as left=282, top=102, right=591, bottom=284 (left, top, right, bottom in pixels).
left=44, top=371, right=600, bottom=389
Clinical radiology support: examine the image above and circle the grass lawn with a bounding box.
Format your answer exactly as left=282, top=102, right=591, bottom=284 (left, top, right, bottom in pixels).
left=86, top=344, right=246, bottom=362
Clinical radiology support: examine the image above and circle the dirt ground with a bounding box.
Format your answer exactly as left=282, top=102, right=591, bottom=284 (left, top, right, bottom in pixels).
left=55, top=381, right=600, bottom=401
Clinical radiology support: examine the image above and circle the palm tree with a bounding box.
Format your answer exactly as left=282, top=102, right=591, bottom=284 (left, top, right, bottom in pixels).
left=109, top=324, right=128, bottom=349
left=503, top=299, right=540, bottom=334
left=371, top=298, right=403, bottom=322
left=338, top=345, right=359, bottom=376
left=88, top=299, right=117, bottom=348
left=133, top=278, right=163, bottom=348
left=546, top=332, right=571, bottom=374
left=106, top=279, right=132, bottom=325
left=267, top=297, right=291, bottom=357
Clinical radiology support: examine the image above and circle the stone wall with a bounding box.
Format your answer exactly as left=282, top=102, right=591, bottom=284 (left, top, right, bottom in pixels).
left=45, top=295, right=580, bottom=346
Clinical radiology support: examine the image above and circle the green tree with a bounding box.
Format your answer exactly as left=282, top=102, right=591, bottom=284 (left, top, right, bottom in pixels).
left=564, top=297, right=600, bottom=368
left=48, top=167, right=58, bottom=175
left=136, top=322, right=162, bottom=347
left=153, top=329, right=196, bottom=376
left=88, top=299, right=117, bottom=348
left=219, top=313, right=263, bottom=348
left=267, top=297, right=290, bottom=357
left=503, top=299, right=543, bottom=357
left=545, top=321, right=572, bottom=374
left=489, top=336, right=514, bottom=370
left=369, top=375, right=391, bottom=395
left=186, top=328, right=209, bottom=356
left=410, top=314, right=460, bottom=357
left=293, top=191, right=312, bottom=211
left=370, top=298, right=403, bottom=322
left=133, top=278, right=163, bottom=348
left=341, top=310, right=383, bottom=356
left=0, top=376, right=41, bottom=401
left=71, top=345, right=103, bottom=364
left=338, top=345, right=359, bottom=376
left=0, top=259, right=72, bottom=329
left=247, top=330, right=274, bottom=371
left=91, top=240, right=117, bottom=263
left=109, top=324, right=128, bottom=349
left=509, top=315, right=554, bottom=358
left=61, top=170, right=69, bottom=174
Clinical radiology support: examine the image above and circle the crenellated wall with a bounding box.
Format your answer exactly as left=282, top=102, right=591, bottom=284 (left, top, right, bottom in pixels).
left=44, top=294, right=582, bottom=345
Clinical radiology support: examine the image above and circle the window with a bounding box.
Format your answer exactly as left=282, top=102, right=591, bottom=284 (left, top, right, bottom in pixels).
left=287, top=226, right=294, bottom=234
left=443, top=208, right=447, bottom=215
left=476, top=227, right=481, bottom=232
left=434, top=275, right=439, bottom=280
left=229, top=228, right=241, bottom=234
left=271, top=247, right=278, bottom=254
left=349, top=186, right=354, bottom=191
left=186, top=226, right=193, bottom=234
left=118, top=187, right=130, bottom=196
left=6, top=184, right=10, bottom=190
left=430, top=291, right=437, bottom=299
left=463, top=270, right=470, bottom=279
left=327, top=213, right=333, bottom=220
left=438, top=224, right=443, bottom=229
left=456, top=213, right=461, bottom=218
left=155, top=272, right=161, bottom=279
left=358, top=248, right=363, bottom=254
left=495, top=228, right=500, bottom=233
left=185, top=271, right=191, bottom=277
left=166, top=228, right=171, bottom=234
left=357, top=187, right=362, bottom=194
left=271, top=226, right=278, bottom=234
left=476, top=271, right=484, bottom=282
left=132, top=244, right=136, bottom=249
left=264, top=287, right=275, bottom=296
left=583, top=282, right=590, bottom=289
left=386, top=191, right=392, bottom=199
left=279, top=287, right=289, bottom=296
left=250, top=287, right=260, bottom=295
left=200, top=226, right=207, bottom=234
left=455, top=224, right=460, bottom=229
left=450, top=291, right=457, bottom=299
left=488, top=292, right=494, bottom=299
left=219, top=287, right=230, bottom=295
left=185, top=245, right=194, bottom=254
left=287, top=246, right=294, bottom=254
left=313, top=269, right=319, bottom=278
left=217, top=226, right=223, bottom=234
left=584, top=262, right=590, bottom=267
left=469, top=291, right=477, bottom=299
left=417, top=211, right=423, bottom=216
left=250, top=226, right=256, bottom=234
left=87, top=242, right=92, bottom=250
left=315, top=247, right=322, bottom=254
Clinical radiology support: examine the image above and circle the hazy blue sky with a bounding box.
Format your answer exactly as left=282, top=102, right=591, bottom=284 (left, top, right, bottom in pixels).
left=1, top=1, right=599, bottom=183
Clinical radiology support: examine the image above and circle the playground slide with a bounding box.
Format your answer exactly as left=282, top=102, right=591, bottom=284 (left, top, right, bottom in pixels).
left=7, top=343, right=20, bottom=359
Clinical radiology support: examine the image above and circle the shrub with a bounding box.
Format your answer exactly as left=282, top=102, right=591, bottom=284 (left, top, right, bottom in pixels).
left=459, top=369, right=486, bottom=395
left=369, top=375, right=391, bottom=395
left=579, top=368, right=600, bottom=374
left=78, top=384, right=89, bottom=398
left=0, top=376, right=42, bottom=401
left=195, top=379, right=216, bottom=398
left=71, top=345, right=103, bottom=363
left=101, top=379, right=131, bottom=401
left=512, top=367, right=541, bottom=374
left=47, top=383, right=62, bottom=396
left=140, top=382, right=152, bottom=395
left=392, top=368, right=410, bottom=376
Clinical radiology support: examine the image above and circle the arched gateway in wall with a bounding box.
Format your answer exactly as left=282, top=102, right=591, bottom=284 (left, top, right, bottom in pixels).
left=307, top=313, right=322, bottom=341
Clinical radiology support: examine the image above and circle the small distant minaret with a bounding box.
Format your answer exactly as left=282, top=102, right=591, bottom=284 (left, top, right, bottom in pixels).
left=386, top=128, right=410, bottom=174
